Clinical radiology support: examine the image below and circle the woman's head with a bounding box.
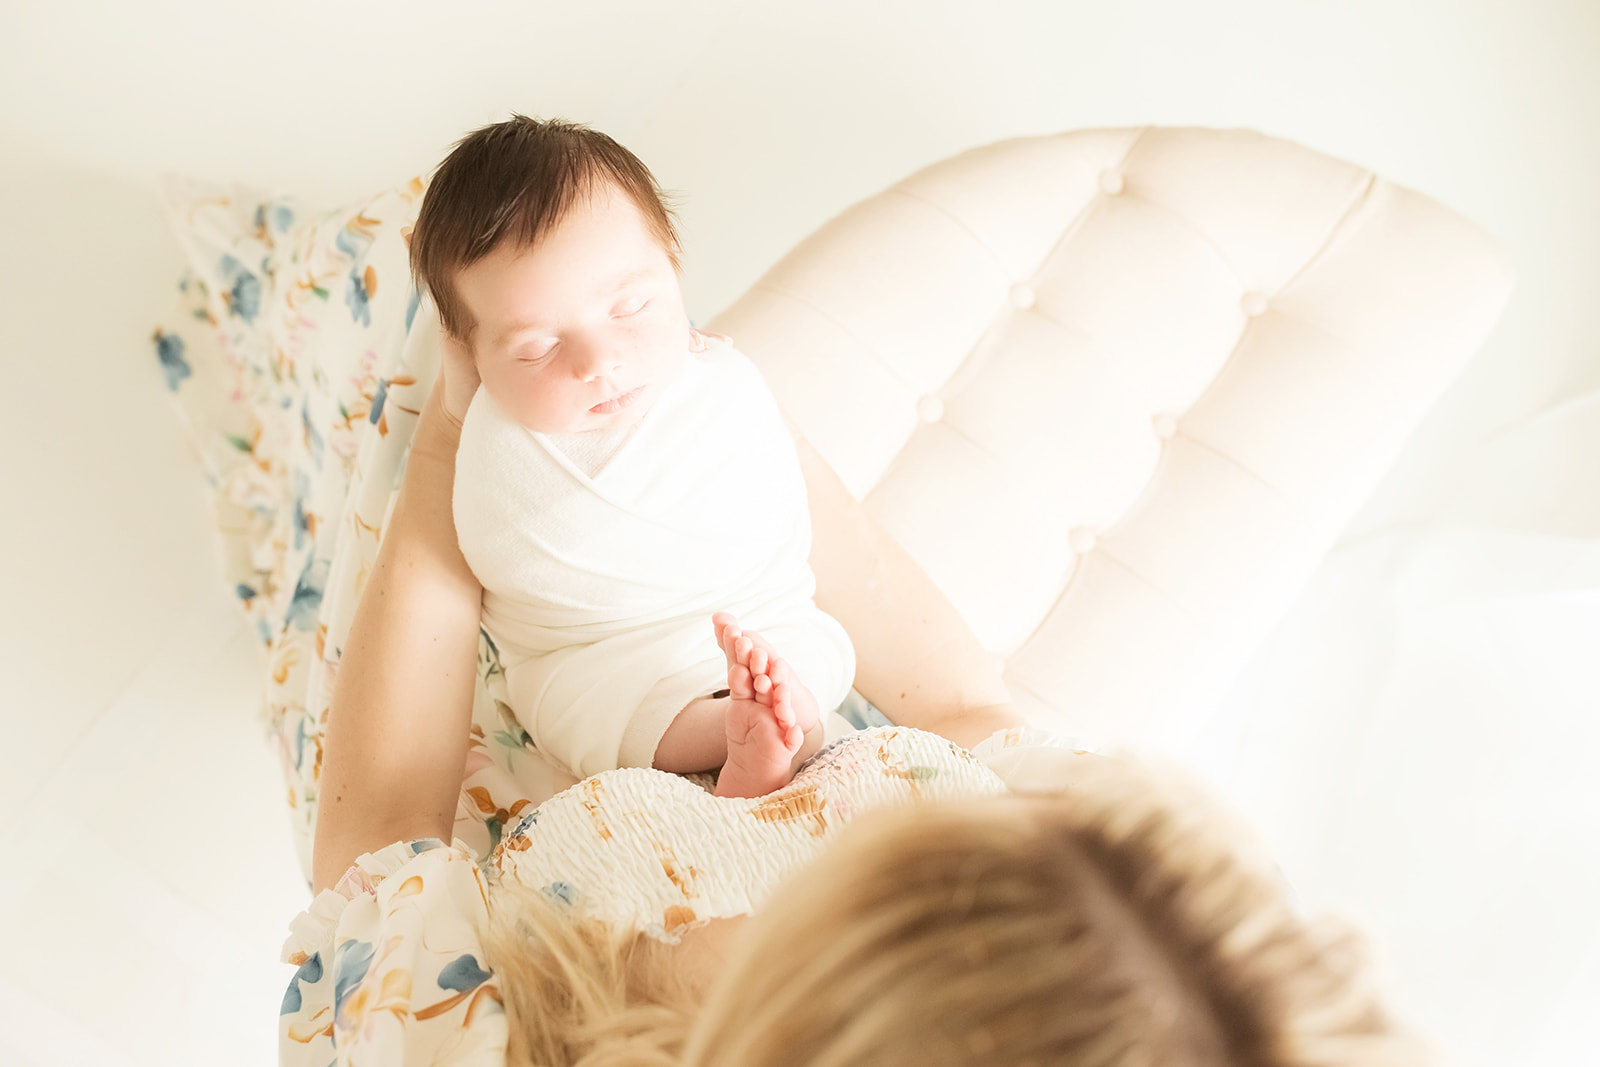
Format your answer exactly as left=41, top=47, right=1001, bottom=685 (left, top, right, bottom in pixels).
left=681, top=760, right=1413, bottom=1067
left=484, top=757, right=1419, bottom=1067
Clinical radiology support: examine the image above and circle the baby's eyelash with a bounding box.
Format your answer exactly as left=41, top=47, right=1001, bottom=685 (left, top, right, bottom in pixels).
left=616, top=300, right=649, bottom=317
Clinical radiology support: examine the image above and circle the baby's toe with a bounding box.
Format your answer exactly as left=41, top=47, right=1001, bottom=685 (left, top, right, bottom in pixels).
left=741, top=627, right=779, bottom=659
left=764, top=651, right=795, bottom=688
left=771, top=682, right=795, bottom=728
left=714, top=617, right=742, bottom=666
left=728, top=662, right=756, bottom=700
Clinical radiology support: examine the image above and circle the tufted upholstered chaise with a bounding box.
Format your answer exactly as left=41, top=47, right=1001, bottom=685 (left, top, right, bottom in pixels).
left=710, top=126, right=1513, bottom=745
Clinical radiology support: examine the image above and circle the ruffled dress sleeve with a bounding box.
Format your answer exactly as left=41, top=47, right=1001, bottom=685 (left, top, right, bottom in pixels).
left=968, top=724, right=1104, bottom=794
left=278, top=838, right=508, bottom=1066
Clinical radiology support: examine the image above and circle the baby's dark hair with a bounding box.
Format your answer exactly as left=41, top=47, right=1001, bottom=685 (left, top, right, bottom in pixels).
left=410, top=114, right=682, bottom=341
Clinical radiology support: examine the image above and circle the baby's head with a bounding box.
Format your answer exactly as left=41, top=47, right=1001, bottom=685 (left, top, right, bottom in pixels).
left=411, top=115, right=691, bottom=433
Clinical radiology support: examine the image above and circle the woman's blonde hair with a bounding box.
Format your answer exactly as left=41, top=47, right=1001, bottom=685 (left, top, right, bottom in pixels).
left=480, top=755, right=1423, bottom=1066
left=480, top=877, right=693, bottom=1067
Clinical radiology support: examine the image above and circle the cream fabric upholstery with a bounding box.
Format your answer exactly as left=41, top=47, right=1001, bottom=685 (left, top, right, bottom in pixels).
left=709, top=126, right=1513, bottom=743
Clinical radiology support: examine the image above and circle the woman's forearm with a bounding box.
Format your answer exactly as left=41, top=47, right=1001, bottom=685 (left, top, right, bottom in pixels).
left=793, top=428, right=1024, bottom=750
left=310, top=384, right=484, bottom=893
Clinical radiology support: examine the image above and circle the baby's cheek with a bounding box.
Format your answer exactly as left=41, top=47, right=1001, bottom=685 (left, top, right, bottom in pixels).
left=627, top=319, right=686, bottom=360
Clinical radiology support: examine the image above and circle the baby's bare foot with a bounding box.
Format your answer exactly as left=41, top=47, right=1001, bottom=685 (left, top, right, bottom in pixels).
left=711, top=612, right=819, bottom=798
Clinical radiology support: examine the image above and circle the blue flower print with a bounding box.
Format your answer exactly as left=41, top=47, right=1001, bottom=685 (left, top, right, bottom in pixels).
left=543, top=881, right=576, bottom=907
left=217, top=254, right=262, bottom=324
left=280, top=952, right=323, bottom=1015
left=292, top=470, right=311, bottom=550
left=292, top=713, right=310, bottom=769
left=334, top=225, right=373, bottom=263
left=153, top=330, right=191, bottom=391
left=369, top=378, right=388, bottom=426
left=272, top=203, right=294, bottom=234
left=344, top=265, right=368, bottom=326
left=231, top=272, right=261, bottom=322
left=285, top=555, right=328, bottom=632
left=346, top=265, right=372, bottom=327
left=437, top=954, right=492, bottom=994
left=336, top=216, right=379, bottom=326
left=333, top=939, right=376, bottom=1026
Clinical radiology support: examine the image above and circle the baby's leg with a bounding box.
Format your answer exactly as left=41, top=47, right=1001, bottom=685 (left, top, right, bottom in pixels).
left=712, top=612, right=823, bottom=798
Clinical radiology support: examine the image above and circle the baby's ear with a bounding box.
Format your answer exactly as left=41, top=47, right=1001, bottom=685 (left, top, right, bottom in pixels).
left=689, top=327, right=732, bottom=352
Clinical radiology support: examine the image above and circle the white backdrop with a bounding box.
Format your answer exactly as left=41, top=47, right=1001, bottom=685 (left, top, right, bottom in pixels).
left=0, top=1, right=1595, bottom=1064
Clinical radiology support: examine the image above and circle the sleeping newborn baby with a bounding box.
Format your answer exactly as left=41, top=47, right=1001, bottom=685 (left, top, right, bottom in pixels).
left=414, top=116, right=854, bottom=798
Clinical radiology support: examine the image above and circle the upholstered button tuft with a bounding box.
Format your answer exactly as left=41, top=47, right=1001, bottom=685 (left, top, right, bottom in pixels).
left=1098, top=169, right=1125, bottom=195
left=1008, top=282, right=1037, bottom=311
left=917, top=395, right=945, bottom=423
left=1152, top=414, right=1177, bottom=439
left=1068, top=526, right=1097, bottom=554
left=1240, top=291, right=1269, bottom=318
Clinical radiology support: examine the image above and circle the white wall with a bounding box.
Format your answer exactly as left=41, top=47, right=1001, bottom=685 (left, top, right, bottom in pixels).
left=1, top=2, right=1595, bottom=1064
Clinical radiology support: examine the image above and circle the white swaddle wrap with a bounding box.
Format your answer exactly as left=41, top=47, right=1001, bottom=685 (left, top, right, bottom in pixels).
left=453, top=337, right=855, bottom=779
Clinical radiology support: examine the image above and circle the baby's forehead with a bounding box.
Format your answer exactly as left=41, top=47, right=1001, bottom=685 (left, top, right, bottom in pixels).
left=462, top=253, right=662, bottom=346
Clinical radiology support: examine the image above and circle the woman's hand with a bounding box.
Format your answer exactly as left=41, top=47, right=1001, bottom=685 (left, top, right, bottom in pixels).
left=435, top=327, right=480, bottom=429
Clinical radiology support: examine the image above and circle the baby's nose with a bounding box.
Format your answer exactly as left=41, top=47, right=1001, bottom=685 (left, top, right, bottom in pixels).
left=571, top=340, right=622, bottom=381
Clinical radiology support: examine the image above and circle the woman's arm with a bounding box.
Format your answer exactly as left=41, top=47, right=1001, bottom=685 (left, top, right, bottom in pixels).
left=790, top=417, right=1025, bottom=749
left=310, top=371, right=484, bottom=893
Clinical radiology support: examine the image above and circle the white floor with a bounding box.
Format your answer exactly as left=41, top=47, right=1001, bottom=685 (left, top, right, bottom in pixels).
left=2, top=2, right=1597, bottom=1064
left=0, top=165, right=309, bottom=1066
left=1194, top=522, right=1600, bottom=1063
left=0, top=602, right=303, bottom=1067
